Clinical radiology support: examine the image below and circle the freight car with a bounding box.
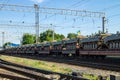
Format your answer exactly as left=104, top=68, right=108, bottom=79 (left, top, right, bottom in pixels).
left=51, top=41, right=63, bottom=55
left=36, top=42, right=51, bottom=55
left=62, top=35, right=85, bottom=56
left=3, top=33, right=120, bottom=58
left=104, top=34, right=120, bottom=50
left=79, top=34, right=110, bottom=58
left=81, top=34, right=110, bottom=50
left=62, top=38, right=78, bottom=56
left=25, top=44, right=36, bottom=55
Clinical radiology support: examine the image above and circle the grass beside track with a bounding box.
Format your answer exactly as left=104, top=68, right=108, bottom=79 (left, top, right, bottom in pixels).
left=0, top=55, right=110, bottom=80
left=0, top=55, right=72, bottom=74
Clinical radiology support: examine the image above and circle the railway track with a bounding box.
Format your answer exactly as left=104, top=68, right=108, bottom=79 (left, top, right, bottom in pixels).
left=0, top=73, right=30, bottom=80
left=49, top=56, right=120, bottom=72
left=3, top=54, right=120, bottom=72
left=0, top=59, right=87, bottom=80
left=40, top=56, right=120, bottom=72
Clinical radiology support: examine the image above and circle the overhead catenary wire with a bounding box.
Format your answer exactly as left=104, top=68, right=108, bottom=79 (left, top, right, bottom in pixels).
left=0, top=0, right=9, bottom=10
left=67, top=0, right=85, bottom=8
left=0, top=3, right=106, bottom=44
left=101, top=3, right=120, bottom=11
left=40, top=0, right=98, bottom=22
left=70, top=0, right=90, bottom=8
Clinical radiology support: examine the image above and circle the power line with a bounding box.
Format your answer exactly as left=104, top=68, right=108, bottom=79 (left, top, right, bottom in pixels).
left=40, top=0, right=91, bottom=21
left=40, top=14, right=55, bottom=22
left=0, top=3, right=105, bottom=42
left=0, top=3, right=105, bottom=17
left=70, top=0, right=90, bottom=8
left=101, top=3, right=120, bottom=11
left=0, top=0, right=9, bottom=10
left=68, top=0, right=85, bottom=8
left=0, top=23, right=55, bottom=29
left=108, top=13, right=120, bottom=18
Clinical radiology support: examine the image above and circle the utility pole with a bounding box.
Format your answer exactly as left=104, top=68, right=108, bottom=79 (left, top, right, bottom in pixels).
left=0, top=3, right=105, bottom=39
left=53, top=26, right=54, bottom=41
left=50, top=24, right=54, bottom=41
left=102, top=17, right=106, bottom=33
left=34, top=4, right=39, bottom=43
left=2, top=32, right=5, bottom=47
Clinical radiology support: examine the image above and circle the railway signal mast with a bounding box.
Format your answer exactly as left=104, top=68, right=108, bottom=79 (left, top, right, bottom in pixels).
left=0, top=3, right=105, bottom=43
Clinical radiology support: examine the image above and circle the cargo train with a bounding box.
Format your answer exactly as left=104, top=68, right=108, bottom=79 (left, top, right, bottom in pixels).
left=3, top=33, right=120, bottom=58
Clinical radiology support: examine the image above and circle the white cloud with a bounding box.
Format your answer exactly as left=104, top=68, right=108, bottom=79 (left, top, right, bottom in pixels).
left=31, top=0, right=44, bottom=3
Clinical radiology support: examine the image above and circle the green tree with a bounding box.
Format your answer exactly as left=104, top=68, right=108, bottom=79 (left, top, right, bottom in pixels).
left=60, top=34, right=65, bottom=39
left=67, top=33, right=77, bottom=39
left=22, top=33, right=35, bottom=45
left=39, top=29, right=65, bottom=42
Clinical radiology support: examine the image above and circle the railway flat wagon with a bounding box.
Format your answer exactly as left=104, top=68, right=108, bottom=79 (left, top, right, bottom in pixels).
left=62, top=38, right=79, bottom=56
left=25, top=44, right=35, bottom=55
left=51, top=41, right=62, bottom=55
left=4, top=48, right=12, bottom=54
left=36, top=42, right=51, bottom=55
left=103, top=34, right=120, bottom=56
left=79, top=34, right=110, bottom=57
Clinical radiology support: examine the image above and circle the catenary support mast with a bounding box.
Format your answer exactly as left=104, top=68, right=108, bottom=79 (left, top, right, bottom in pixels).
left=34, top=4, right=39, bottom=43
left=0, top=3, right=106, bottom=42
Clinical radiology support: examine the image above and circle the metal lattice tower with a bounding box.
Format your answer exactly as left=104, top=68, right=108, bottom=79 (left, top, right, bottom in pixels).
left=0, top=3, right=106, bottom=43
left=34, top=4, right=39, bottom=43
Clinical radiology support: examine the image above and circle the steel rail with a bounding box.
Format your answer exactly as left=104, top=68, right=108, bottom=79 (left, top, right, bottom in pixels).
left=0, top=59, right=88, bottom=80
left=0, top=73, right=30, bottom=80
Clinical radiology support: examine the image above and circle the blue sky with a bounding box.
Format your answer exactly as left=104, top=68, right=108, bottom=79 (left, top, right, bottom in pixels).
left=0, top=0, right=120, bottom=45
